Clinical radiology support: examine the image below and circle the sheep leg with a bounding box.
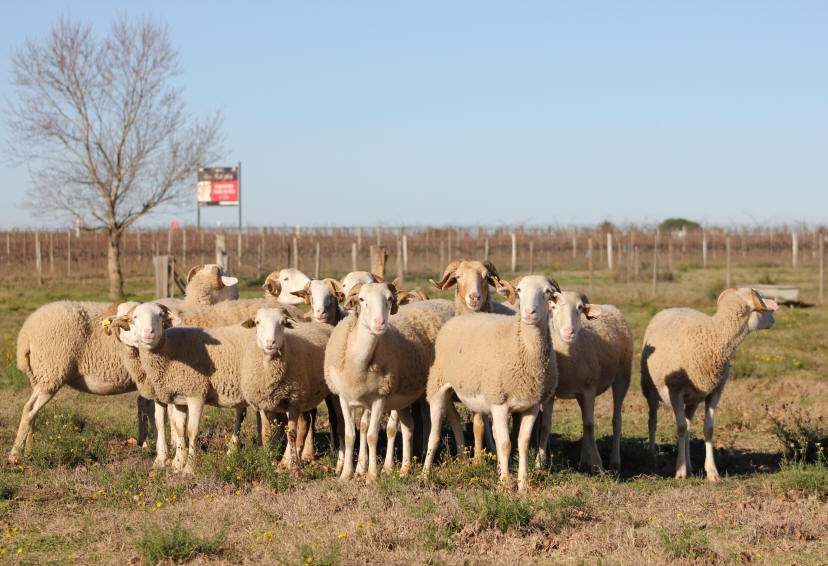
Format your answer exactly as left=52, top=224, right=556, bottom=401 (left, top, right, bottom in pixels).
left=153, top=401, right=169, bottom=469
left=227, top=407, right=245, bottom=453
left=516, top=405, right=539, bottom=492
left=356, top=408, right=369, bottom=476
left=9, top=387, right=56, bottom=463
left=298, top=411, right=312, bottom=461
left=610, top=373, right=630, bottom=471
left=397, top=407, right=415, bottom=476
left=338, top=399, right=356, bottom=482
left=578, top=391, right=603, bottom=473
left=684, top=403, right=699, bottom=476
left=422, top=387, right=451, bottom=478
left=365, top=397, right=386, bottom=482
left=445, top=403, right=465, bottom=457
left=260, top=411, right=272, bottom=448
left=536, top=397, right=555, bottom=470
left=473, top=412, right=486, bottom=460
left=170, top=404, right=188, bottom=472
left=703, top=387, right=723, bottom=481
left=325, top=394, right=342, bottom=453
left=484, top=414, right=496, bottom=455
left=334, top=407, right=346, bottom=475
left=647, top=396, right=659, bottom=469
left=491, top=404, right=512, bottom=485
left=383, top=410, right=399, bottom=473
left=669, top=389, right=690, bottom=479
left=301, top=409, right=316, bottom=461
left=286, top=406, right=302, bottom=471
left=182, top=398, right=205, bottom=476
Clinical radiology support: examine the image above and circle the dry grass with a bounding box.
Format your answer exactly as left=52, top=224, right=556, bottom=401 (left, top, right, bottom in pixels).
left=0, top=264, right=826, bottom=564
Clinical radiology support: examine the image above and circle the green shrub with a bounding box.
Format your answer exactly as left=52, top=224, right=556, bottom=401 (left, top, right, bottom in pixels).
left=458, top=489, right=534, bottom=533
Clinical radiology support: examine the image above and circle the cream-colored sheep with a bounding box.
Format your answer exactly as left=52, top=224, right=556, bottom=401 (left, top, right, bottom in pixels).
left=640, top=287, right=778, bottom=480
left=536, top=291, right=633, bottom=472
left=263, top=268, right=312, bottom=305
left=430, top=258, right=515, bottom=458
left=180, top=264, right=239, bottom=305
left=324, top=281, right=455, bottom=481
left=10, top=300, right=144, bottom=463
left=339, top=271, right=377, bottom=299
left=109, top=301, right=254, bottom=474
left=422, top=275, right=559, bottom=492
left=240, top=308, right=332, bottom=468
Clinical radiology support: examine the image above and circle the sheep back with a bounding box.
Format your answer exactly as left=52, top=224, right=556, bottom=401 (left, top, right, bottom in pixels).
left=174, top=299, right=305, bottom=327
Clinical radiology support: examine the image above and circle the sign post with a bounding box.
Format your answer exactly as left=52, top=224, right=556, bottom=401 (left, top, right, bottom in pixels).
left=197, top=163, right=242, bottom=233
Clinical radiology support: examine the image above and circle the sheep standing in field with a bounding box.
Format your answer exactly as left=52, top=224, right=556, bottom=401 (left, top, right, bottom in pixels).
left=240, top=308, right=332, bottom=469
left=430, top=258, right=514, bottom=458
left=536, top=291, right=633, bottom=472
left=11, top=301, right=145, bottom=463
left=422, top=275, right=560, bottom=492
left=640, top=287, right=778, bottom=480
left=324, top=281, right=455, bottom=481
left=109, top=301, right=253, bottom=474
left=178, top=264, right=239, bottom=306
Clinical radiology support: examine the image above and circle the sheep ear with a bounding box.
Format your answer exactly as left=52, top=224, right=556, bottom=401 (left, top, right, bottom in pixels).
left=210, top=266, right=225, bottom=290
left=428, top=278, right=445, bottom=290
left=481, top=260, right=501, bottom=286
left=391, top=277, right=399, bottom=288
left=717, top=288, right=736, bottom=305
left=156, top=304, right=180, bottom=328
left=413, top=290, right=429, bottom=301
left=283, top=316, right=295, bottom=329
left=496, top=278, right=518, bottom=305
left=750, top=288, right=779, bottom=312
left=584, top=304, right=602, bottom=320
left=343, top=283, right=363, bottom=311
left=103, top=302, right=121, bottom=318
left=324, top=278, right=343, bottom=300
left=389, top=294, right=399, bottom=315
left=186, top=265, right=204, bottom=283
left=102, top=317, right=114, bottom=335
left=221, top=275, right=238, bottom=287
left=291, top=285, right=311, bottom=304
left=106, top=317, right=131, bottom=335
left=396, top=290, right=414, bottom=306
left=547, top=278, right=561, bottom=294
left=433, top=259, right=464, bottom=290
left=241, top=318, right=256, bottom=328
left=263, top=278, right=282, bottom=298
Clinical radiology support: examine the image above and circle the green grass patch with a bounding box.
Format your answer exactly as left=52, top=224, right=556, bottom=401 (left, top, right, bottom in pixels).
left=133, top=519, right=226, bottom=565
left=659, top=523, right=714, bottom=560
left=457, top=489, right=534, bottom=534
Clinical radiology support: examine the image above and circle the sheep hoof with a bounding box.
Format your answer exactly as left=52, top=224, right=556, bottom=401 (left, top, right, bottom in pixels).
left=152, top=458, right=166, bottom=469
left=182, top=464, right=195, bottom=477
left=399, top=466, right=410, bottom=477
left=366, top=471, right=378, bottom=484
left=675, top=469, right=688, bottom=479
left=706, top=469, right=720, bottom=482
left=7, top=453, right=20, bottom=465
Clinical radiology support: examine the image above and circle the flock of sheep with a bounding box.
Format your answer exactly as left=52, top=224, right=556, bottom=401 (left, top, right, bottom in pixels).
left=12, top=259, right=778, bottom=491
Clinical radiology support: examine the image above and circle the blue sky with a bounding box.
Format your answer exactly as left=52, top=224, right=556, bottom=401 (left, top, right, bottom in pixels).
left=1, top=1, right=826, bottom=230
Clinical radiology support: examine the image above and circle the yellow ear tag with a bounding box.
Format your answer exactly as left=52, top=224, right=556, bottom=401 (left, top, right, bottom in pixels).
left=167, top=310, right=174, bottom=316
left=102, top=319, right=111, bottom=329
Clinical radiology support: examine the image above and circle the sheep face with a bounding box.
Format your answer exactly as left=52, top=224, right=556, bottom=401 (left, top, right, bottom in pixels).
left=340, top=271, right=376, bottom=299
left=103, top=301, right=142, bottom=346
left=187, top=264, right=239, bottom=302
left=344, top=282, right=398, bottom=335
left=293, top=279, right=343, bottom=323
left=718, top=287, right=779, bottom=332
left=264, top=268, right=311, bottom=305
left=128, top=302, right=180, bottom=350
left=431, top=259, right=500, bottom=312
left=243, top=308, right=295, bottom=356
left=549, top=291, right=602, bottom=342
left=499, top=275, right=560, bottom=325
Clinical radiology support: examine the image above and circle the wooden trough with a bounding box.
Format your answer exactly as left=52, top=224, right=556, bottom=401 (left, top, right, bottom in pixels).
left=750, top=284, right=800, bottom=303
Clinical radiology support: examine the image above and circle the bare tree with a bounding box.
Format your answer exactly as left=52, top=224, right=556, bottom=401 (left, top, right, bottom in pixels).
left=6, top=16, right=223, bottom=299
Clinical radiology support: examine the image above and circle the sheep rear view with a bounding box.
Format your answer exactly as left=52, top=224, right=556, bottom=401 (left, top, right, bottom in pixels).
left=640, top=287, right=778, bottom=480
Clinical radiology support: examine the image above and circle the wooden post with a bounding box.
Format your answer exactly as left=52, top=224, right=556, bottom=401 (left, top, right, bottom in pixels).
left=484, top=238, right=490, bottom=260
left=402, top=233, right=408, bottom=274
left=215, top=232, right=228, bottom=270
left=376, top=225, right=381, bottom=248
left=357, top=227, right=363, bottom=252
left=571, top=226, right=577, bottom=259
left=237, top=229, right=243, bottom=272
left=67, top=231, right=71, bottom=276
left=167, top=229, right=172, bottom=255
left=588, top=237, right=593, bottom=288
left=634, top=245, right=640, bottom=280
left=200, top=229, right=205, bottom=266
left=35, top=232, right=42, bottom=285
left=667, top=233, right=673, bottom=272
left=292, top=237, right=299, bottom=270
left=369, top=245, right=376, bottom=273
left=182, top=229, right=187, bottom=269
left=438, top=241, right=445, bottom=270
left=627, top=228, right=635, bottom=283
left=314, top=242, right=321, bottom=278
left=726, top=235, right=732, bottom=288
left=607, top=232, right=613, bottom=270
left=396, top=237, right=404, bottom=287
left=5, top=232, right=9, bottom=268
left=49, top=231, right=54, bottom=275
left=792, top=229, right=798, bottom=269
left=153, top=256, right=169, bottom=299
left=819, top=233, right=824, bottom=304
left=529, top=240, right=534, bottom=273
left=351, top=242, right=357, bottom=272
left=652, top=229, right=659, bottom=297
left=448, top=230, right=453, bottom=260
left=511, top=232, right=517, bottom=272
left=702, top=229, right=708, bottom=268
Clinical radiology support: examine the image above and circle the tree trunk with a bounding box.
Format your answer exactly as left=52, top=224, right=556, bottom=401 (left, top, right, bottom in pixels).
left=107, top=228, right=124, bottom=300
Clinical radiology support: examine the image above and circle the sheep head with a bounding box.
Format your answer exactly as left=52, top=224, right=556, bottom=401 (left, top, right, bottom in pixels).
left=242, top=308, right=295, bottom=357
left=347, top=282, right=399, bottom=334
left=549, top=291, right=601, bottom=343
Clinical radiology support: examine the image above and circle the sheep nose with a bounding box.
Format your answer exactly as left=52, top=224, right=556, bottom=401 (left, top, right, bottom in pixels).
left=266, top=339, right=276, bottom=349
left=372, top=318, right=386, bottom=331
left=142, top=328, right=154, bottom=339
left=562, top=327, right=575, bottom=340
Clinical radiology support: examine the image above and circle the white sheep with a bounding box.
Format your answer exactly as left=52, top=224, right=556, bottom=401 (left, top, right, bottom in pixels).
left=239, top=308, right=332, bottom=469
left=324, top=281, right=455, bottom=481
left=263, top=268, right=312, bottom=305
left=339, top=271, right=377, bottom=299
left=180, top=264, right=239, bottom=306
left=430, top=258, right=515, bottom=458
left=422, top=275, right=560, bottom=492
left=536, top=291, right=633, bottom=472
left=11, top=301, right=145, bottom=463
left=640, top=287, right=778, bottom=480
left=108, top=301, right=254, bottom=474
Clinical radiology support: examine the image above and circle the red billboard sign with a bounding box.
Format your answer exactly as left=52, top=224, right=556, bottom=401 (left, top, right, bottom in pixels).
left=198, top=166, right=239, bottom=206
